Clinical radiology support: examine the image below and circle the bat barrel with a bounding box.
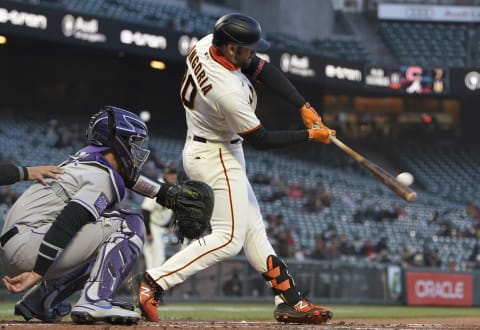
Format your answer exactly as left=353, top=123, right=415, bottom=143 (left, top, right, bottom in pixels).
left=406, top=191, right=417, bottom=203
left=329, top=135, right=417, bottom=203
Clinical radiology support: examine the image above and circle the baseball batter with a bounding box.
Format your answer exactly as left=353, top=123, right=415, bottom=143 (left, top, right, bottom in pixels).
left=133, top=14, right=335, bottom=325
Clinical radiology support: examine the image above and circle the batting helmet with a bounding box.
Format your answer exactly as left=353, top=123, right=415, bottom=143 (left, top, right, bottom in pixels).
left=212, top=13, right=269, bottom=51
left=86, top=106, right=150, bottom=185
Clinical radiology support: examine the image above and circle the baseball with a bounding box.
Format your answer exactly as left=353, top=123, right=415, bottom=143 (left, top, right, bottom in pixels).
left=396, top=172, right=414, bottom=186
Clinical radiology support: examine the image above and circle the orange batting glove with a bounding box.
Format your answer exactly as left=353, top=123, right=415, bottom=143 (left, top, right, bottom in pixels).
left=308, top=127, right=336, bottom=144
left=300, top=103, right=326, bottom=129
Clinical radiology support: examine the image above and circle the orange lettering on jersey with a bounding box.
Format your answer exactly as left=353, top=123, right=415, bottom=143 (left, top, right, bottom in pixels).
left=187, top=46, right=213, bottom=96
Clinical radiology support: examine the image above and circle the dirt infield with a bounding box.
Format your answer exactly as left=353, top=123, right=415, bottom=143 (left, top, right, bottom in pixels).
left=1, top=318, right=480, bottom=329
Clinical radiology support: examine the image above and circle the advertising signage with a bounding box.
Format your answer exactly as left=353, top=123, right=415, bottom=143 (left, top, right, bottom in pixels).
left=323, top=58, right=364, bottom=90
left=0, top=0, right=190, bottom=59
left=449, top=68, right=480, bottom=95
left=405, top=271, right=473, bottom=306
left=1, top=0, right=476, bottom=97
left=365, top=65, right=448, bottom=95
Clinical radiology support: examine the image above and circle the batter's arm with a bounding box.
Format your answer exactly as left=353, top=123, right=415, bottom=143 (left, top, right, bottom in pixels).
left=242, top=56, right=306, bottom=108
left=243, top=57, right=327, bottom=129
left=240, top=125, right=309, bottom=150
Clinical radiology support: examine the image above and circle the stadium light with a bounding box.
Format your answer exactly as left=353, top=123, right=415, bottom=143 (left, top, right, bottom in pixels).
left=150, top=60, right=166, bottom=70
left=0, top=35, right=7, bottom=45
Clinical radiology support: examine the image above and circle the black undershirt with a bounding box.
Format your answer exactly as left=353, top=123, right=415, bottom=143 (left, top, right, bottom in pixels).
left=241, top=126, right=309, bottom=150
left=240, top=56, right=310, bottom=149
left=242, top=56, right=306, bottom=108
left=33, top=202, right=94, bottom=276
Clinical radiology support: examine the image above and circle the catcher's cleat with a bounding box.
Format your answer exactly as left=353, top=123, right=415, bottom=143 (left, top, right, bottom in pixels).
left=274, top=299, right=333, bottom=324
left=128, top=272, right=163, bottom=322
left=70, top=300, right=140, bottom=325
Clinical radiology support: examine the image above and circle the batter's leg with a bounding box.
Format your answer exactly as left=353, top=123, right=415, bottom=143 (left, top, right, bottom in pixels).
left=131, top=146, right=252, bottom=322
left=242, top=184, right=333, bottom=324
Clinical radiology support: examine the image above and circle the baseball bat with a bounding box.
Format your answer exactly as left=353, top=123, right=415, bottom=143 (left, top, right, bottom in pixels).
left=329, top=135, right=417, bottom=203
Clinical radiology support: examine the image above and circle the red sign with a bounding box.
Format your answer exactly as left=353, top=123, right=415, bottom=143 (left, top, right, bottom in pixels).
left=406, top=272, right=473, bottom=306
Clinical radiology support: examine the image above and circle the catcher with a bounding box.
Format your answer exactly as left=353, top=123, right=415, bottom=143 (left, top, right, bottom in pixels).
left=0, top=106, right=213, bottom=325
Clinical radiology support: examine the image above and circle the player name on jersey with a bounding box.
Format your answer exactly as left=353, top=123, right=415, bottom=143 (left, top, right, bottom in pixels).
left=188, top=47, right=213, bottom=96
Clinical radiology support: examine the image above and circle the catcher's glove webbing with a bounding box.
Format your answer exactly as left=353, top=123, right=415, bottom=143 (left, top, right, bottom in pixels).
left=157, top=180, right=214, bottom=240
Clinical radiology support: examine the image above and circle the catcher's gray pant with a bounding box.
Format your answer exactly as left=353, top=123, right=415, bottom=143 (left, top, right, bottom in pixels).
left=1, top=211, right=126, bottom=280
left=12, top=209, right=144, bottom=321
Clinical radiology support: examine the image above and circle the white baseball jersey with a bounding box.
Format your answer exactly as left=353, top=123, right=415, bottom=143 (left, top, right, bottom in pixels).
left=182, top=34, right=260, bottom=141
left=148, top=34, right=275, bottom=292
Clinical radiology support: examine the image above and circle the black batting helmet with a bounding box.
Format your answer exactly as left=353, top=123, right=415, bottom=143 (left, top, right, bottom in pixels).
left=212, top=13, right=269, bottom=51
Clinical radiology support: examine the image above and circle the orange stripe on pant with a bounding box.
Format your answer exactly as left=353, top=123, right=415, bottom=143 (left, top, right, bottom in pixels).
left=153, top=147, right=235, bottom=283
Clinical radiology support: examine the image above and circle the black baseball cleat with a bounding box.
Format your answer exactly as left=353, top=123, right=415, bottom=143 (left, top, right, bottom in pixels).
left=274, top=298, right=333, bottom=324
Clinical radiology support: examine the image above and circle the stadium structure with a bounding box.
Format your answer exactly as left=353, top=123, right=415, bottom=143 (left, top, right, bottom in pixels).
left=1, top=0, right=480, bottom=306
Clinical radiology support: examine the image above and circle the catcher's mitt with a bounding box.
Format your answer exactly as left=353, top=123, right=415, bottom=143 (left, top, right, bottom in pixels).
left=158, top=180, right=214, bottom=240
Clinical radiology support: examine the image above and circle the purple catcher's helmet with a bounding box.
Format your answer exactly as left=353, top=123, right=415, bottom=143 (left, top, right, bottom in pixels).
left=86, top=106, right=150, bottom=185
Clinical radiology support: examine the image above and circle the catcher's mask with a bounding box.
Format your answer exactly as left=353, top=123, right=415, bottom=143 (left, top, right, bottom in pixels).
left=86, top=106, right=150, bottom=185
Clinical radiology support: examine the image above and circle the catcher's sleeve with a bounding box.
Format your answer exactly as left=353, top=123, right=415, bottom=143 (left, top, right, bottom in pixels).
left=33, top=202, right=94, bottom=276
left=131, top=175, right=162, bottom=199
left=130, top=175, right=181, bottom=210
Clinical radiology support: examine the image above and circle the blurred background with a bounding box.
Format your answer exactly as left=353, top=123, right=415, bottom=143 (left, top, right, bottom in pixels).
left=1, top=0, right=480, bottom=306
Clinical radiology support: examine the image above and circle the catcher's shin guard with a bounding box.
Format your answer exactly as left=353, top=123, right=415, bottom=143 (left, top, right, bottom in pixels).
left=71, top=210, right=144, bottom=325
left=15, top=262, right=93, bottom=322
left=262, top=255, right=301, bottom=305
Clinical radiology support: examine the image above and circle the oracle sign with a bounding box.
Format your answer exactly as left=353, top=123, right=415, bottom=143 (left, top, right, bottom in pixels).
left=406, top=272, right=472, bottom=306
